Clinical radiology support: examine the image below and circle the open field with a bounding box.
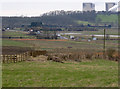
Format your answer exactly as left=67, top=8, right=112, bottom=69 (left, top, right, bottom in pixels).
left=2, top=31, right=27, bottom=37
left=2, top=39, right=31, bottom=47
left=2, top=30, right=118, bottom=52
left=60, top=29, right=118, bottom=35
left=2, top=30, right=119, bottom=87
left=3, top=29, right=119, bottom=38
left=75, top=20, right=94, bottom=25
left=2, top=29, right=118, bottom=50
left=2, top=30, right=36, bottom=39
left=2, top=38, right=118, bottom=51
left=96, top=14, right=118, bottom=23
left=1, top=13, right=119, bottom=87
left=2, top=60, right=118, bottom=87
left=80, top=29, right=118, bottom=35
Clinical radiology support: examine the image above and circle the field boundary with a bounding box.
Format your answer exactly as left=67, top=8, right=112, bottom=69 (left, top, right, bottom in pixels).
left=1, top=50, right=47, bottom=63
left=1, top=51, right=30, bottom=63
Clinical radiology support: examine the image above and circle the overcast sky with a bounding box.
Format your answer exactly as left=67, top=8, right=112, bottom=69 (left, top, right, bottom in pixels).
left=0, top=0, right=119, bottom=16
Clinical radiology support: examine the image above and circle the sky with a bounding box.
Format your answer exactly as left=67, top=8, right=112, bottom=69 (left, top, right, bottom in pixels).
left=0, top=0, right=119, bottom=16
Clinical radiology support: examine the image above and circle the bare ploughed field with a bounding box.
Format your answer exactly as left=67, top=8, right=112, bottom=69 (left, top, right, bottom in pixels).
left=2, top=46, right=32, bottom=55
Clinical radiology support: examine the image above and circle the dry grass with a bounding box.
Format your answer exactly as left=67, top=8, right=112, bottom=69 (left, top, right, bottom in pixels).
left=46, top=48, right=119, bottom=63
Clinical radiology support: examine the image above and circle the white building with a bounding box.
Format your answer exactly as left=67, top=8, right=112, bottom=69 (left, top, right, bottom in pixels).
left=83, top=3, right=95, bottom=11
left=109, top=2, right=120, bottom=12
left=106, top=2, right=116, bottom=11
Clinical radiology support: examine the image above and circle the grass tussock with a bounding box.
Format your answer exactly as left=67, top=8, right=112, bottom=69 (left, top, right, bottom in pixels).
left=106, top=48, right=119, bottom=61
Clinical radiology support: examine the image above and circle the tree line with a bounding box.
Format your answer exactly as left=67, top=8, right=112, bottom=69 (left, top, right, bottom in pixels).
left=2, top=11, right=118, bottom=29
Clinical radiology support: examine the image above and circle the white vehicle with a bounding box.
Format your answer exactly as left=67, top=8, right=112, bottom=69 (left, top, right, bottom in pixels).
left=70, top=36, right=74, bottom=39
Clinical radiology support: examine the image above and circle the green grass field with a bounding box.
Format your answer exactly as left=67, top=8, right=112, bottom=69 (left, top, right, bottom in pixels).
left=75, top=20, right=94, bottom=25
left=80, top=29, right=118, bottom=35
left=2, top=30, right=118, bottom=87
left=2, top=38, right=118, bottom=51
left=96, top=14, right=118, bottom=23
left=3, top=31, right=27, bottom=37
left=2, top=31, right=36, bottom=39
left=18, top=40, right=114, bottom=50
left=2, top=39, right=31, bottom=47
left=2, top=59, right=118, bottom=87
left=61, top=29, right=118, bottom=35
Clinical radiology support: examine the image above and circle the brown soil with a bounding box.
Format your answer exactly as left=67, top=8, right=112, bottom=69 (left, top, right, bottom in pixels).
left=2, top=46, right=33, bottom=55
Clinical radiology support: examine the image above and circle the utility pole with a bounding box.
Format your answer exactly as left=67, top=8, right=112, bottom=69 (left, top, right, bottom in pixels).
left=103, top=29, right=106, bottom=58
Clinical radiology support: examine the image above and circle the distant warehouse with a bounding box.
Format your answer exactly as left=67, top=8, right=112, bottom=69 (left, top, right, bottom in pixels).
left=83, top=3, right=95, bottom=11
left=106, top=2, right=116, bottom=11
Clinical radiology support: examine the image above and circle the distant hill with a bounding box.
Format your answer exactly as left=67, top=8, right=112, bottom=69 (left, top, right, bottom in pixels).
left=2, top=11, right=118, bottom=28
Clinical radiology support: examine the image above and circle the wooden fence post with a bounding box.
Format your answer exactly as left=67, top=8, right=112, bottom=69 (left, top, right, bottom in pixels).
left=10, top=55, right=12, bottom=63
left=7, top=55, right=10, bottom=63
left=3, top=55, right=5, bottom=63
left=17, top=55, right=19, bottom=62
left=21, top=54, right=23, bottom=62
left=26, top=52, right=28, bottom=61
left=22, top=54, right=24, bottom=61
left=23, top=53, right=25, bottom=61
left=25, top=52, right=27, bottom=61
left=15, top=55, right=17, bottom=63
left=23, top=53, right=24, bottom=61
left=2, top=51, right=32, bottom=63
left=1, top=55, right=3, bottom=63
left=20, top=54, right=22, bottom=62
left=6, top=55, right=8, bottom=63
left=13, top=55, right=15, bottom=63
left=11, top=55, right=13, bottom=63
left=19, top=54, right=21, bottom=62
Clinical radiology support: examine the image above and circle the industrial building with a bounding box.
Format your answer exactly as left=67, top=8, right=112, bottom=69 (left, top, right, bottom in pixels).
left=109, top=1, right=120, bottom=12
left=106, top=2, right=116, bottom=11
left=83, top=3, right=95, bottom=11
